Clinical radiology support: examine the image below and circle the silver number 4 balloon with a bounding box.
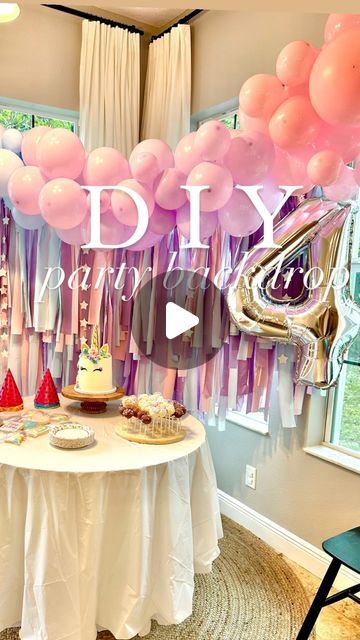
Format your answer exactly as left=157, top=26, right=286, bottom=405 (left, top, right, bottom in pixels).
left=227, top=197, right=360, bottom=389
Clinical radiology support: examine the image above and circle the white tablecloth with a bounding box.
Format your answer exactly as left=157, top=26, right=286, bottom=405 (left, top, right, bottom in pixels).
left=0, top=397, right=222, bottom=640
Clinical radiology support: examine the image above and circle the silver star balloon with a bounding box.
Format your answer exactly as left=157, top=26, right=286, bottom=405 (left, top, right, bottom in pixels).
left=227, top=197, right=360, bottom=389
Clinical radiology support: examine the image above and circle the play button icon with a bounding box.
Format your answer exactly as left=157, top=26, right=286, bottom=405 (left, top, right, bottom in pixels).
left=166, top=303, right=199, bottom=339
left=132, top=269, right=229, bottom=371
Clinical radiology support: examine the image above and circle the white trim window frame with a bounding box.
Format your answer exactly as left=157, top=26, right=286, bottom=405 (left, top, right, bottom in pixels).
left=324, top=385, right=360, bottom=461
left=324, top=210, right=360, bottom=458
left=0, top=97, right=79, bottom=133
left=225, top=408, right=269, bottom=435
left=304, top=210, right=360, bottom=473
left=190, top=97, right=239, bottom=132
left=198, top=107, right=239, bottom=130
left=213, top=403, right=269, bottom=436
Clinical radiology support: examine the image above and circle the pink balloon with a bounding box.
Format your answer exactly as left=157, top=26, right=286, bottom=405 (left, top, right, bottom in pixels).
left=56, top=217, right=90, bottom=245
left=218, top=189, right=263, bottom=237
left=309, top=28, right=360, bottom=126
left=307, top=150, right=344, bottom=186
left=238, top=109, right=269, bottom=136
left=126, top=228, right=163, bottom=252
left=39, top=178, right=87, bottom=230
left=315, top=122, right=360, bottom=163
left=223, top=132, right=274, bottom=185
left=176, top=204, right=218, bottom=241
left=283, top=84, right=309, bottom=100
left=111, top=179, right=154, bottom=226
left=154, top=168, right=187, bottom=210
left=272, top=146, right=315, bottom=195
left=258, top=178, right=286, bottom=212
left=194, top=120, right=231, bottom=162
left=8, top=166, right=46, bottom=215
left=130, top=139, right=173, bottom=172
left=276, top=41, right=319, bottom=87
left=174, top=132, right=202, bottom=174
left=323, top=166, right=358, bottom=201
left=21, top=126, right=49, bottom=166
left=37, top=129, right=85, bottom=180
left=148, top=204, right=176, bottom=235
left=239, top=74, right=285, bottom=119
left=86, top=190, right=111, bottom=214
left=98, top=211, right=135, bottom=247
left=83, top=147, right=130, bottom=186
left=129, top=151, right=160, bottom=184
left=324, top=14, right=360, bottom=42
left=186, top=162, right=233, bottom=212
left=269, top=96, right=322, bottom=149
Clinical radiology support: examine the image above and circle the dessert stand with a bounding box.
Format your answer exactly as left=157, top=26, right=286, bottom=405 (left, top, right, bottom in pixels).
left=115, top=418, right=186, bottom=445
left=61, top=384, right=124, bottom=414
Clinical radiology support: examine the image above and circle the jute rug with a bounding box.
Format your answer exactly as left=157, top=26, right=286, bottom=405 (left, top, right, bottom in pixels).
left=1, top=516, right=314, bottom=640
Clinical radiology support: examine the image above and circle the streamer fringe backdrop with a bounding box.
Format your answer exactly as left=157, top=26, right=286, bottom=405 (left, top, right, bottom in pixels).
left=0, top=196, right=308, bottom=429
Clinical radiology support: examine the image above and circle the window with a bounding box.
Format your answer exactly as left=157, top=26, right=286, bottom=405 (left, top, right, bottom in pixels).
left=226, top=408, right=269, bottom=435
left=0, top=101, right=78, bottom=133
left=325, top=214, right=360, bottom=457
left=198, top=108, right=240, bottom=131
left=190, top=97, right=240, bottom=132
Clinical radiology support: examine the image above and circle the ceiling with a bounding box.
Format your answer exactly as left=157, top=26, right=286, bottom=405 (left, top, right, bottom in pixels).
left=26, top=0, right=360, bottom=11
left=92, top=6, right=189, bottom=29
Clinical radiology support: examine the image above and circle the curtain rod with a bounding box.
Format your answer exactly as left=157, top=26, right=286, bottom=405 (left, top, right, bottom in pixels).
left=43, top=5, right=144, bottom=35
left=151, top=9, right=203, bottom=42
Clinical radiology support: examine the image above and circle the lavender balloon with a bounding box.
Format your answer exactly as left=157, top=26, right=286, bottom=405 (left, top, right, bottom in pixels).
left=148, top=205, right=176, bottom=235
left=126, top=228, right=163, bottom=252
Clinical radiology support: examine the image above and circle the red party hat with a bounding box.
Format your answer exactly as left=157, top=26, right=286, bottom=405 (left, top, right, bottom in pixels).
left=0, top=369, right=24, bottom=411
left=34, top=369, right=60, bottom=409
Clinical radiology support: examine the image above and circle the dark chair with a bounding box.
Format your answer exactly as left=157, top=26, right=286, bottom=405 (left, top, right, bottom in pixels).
left=296, top=526, right=360, bottom=640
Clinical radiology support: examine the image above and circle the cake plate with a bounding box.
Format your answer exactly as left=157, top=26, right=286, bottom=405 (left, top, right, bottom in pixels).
left=61, top=385, right=124, bottom=414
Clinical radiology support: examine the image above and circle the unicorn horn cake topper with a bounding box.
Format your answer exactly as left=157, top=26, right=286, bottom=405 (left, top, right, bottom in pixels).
left=75, top=325, right=115, bottom=395
left=91, top=324, right=99, bottom=351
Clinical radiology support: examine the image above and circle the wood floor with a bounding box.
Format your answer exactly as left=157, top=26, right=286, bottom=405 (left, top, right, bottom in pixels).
left=285, top=558, right=360, bottom=639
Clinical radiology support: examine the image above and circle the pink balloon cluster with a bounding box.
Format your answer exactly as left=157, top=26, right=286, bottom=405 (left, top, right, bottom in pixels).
left=2, top=124, right=278, bottom=245
left=239, top=13, right=360, bottom=201
left=2, top=13, right=360, bottom=247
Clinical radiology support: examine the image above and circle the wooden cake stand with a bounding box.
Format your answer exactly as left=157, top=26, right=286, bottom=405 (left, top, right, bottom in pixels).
left=61, top=385, right=124, bottom=414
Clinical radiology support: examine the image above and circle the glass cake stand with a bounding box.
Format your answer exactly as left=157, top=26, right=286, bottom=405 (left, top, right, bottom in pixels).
left=61, top=385, right=124, bottom=414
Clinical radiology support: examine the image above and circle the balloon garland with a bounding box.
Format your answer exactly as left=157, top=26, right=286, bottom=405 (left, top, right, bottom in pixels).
left=0, top=15, right=360, bottom=244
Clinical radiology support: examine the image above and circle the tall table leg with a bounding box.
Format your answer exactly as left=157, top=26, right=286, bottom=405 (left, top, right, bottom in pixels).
left=296, top=558, right=341, bottom=640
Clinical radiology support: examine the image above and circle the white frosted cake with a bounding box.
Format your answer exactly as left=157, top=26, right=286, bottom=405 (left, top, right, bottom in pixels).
left=75, top=326, right=116, bottom=395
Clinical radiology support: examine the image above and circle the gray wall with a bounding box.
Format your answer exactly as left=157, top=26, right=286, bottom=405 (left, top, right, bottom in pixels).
left=206, top=380, right=360, bottom=548
left=191, top=11, right=327, bottom=116
left=0, top=5, right=81, bottom=111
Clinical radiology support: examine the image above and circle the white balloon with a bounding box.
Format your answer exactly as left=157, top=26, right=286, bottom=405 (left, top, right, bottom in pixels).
left=0, top=149, right=23, bottom=198
left=12, top=208, right=45, bottom=231
left=2, top=128, right=23, bottom=155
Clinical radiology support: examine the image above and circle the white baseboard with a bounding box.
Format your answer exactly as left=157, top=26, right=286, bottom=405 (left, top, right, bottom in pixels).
left=218, top=489, right=359, bottom=591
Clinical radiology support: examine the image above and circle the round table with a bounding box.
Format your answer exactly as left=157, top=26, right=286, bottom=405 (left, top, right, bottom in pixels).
left=0, top=397, right=222, bottom=640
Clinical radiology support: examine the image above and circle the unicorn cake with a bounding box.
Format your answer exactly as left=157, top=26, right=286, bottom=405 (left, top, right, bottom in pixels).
left=75, top=326, right=115, bottom=395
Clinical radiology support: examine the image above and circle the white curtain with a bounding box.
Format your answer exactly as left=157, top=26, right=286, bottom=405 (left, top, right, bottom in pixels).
left=79, top=20, right=140, bottom=155
left=141, top=25, right=191, bottom=148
